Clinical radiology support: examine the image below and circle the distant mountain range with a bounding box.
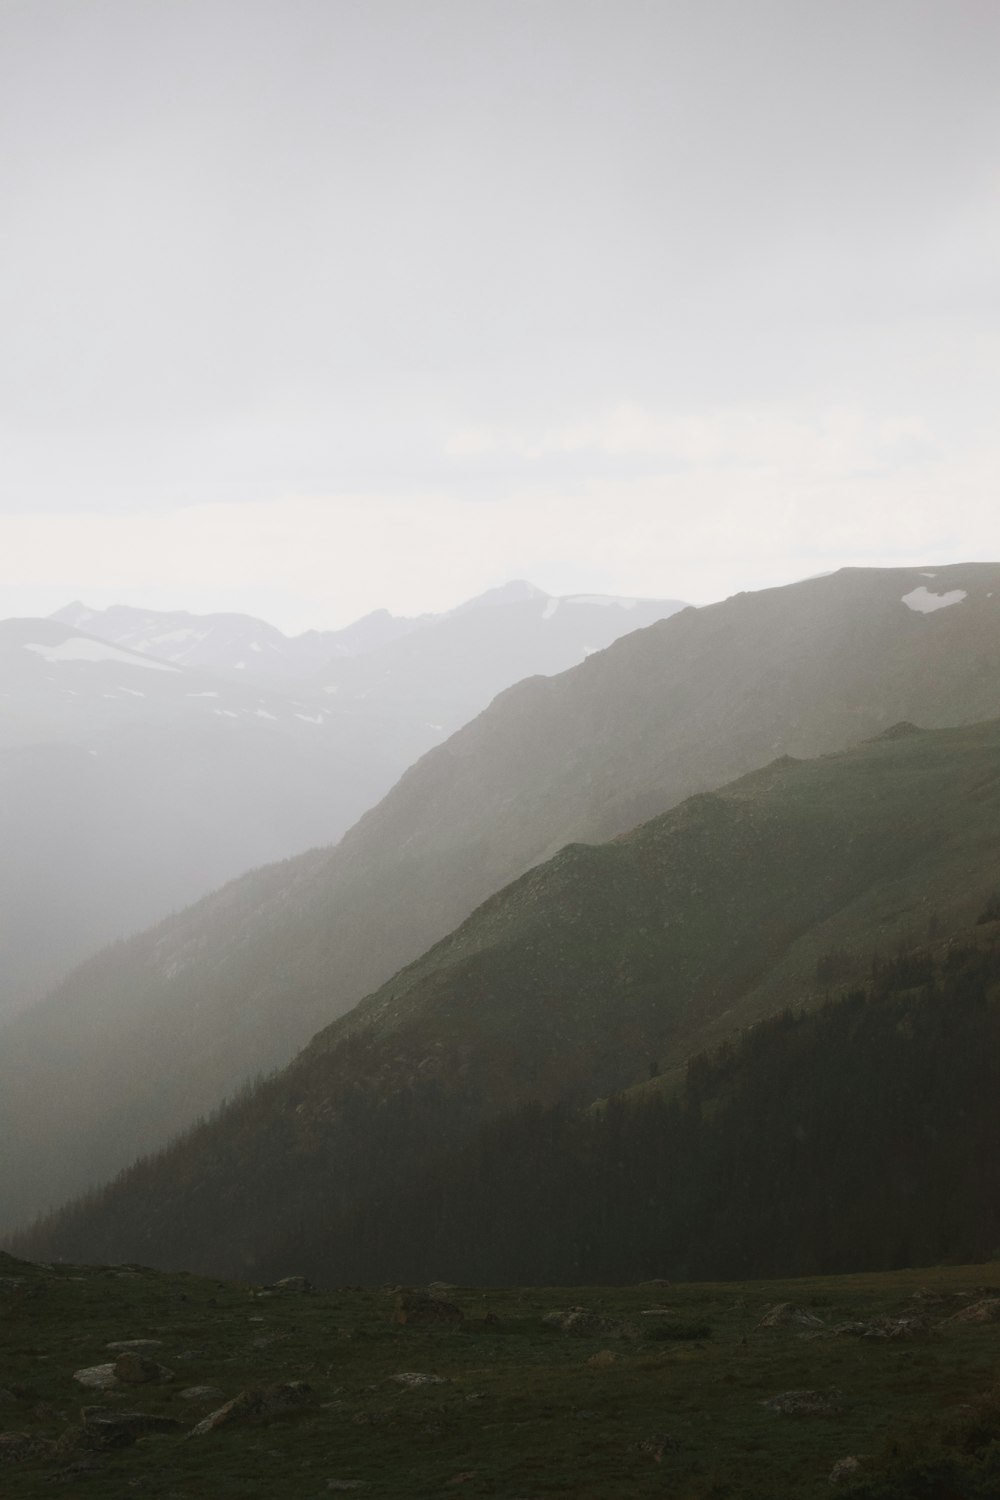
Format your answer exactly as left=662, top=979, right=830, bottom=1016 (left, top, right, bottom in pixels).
left=1, top=562, right=997, bottom=1235
left=17, top=713, right=1000, bottom=1281
left=51, top=580, right=666, bottom=690
left=1, top=584, right=684, bottom=1016
left=51, top=598, right=437, bottom=682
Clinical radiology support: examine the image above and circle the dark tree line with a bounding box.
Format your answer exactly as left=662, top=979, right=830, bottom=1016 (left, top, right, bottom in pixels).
left=18, top=934, right=1000, bottom=1288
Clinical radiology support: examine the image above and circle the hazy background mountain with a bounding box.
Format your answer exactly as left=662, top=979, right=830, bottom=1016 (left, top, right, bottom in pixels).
left=1, top=563, right=997, bottom=1231
left=17, top=713, right=1000, bottom=1280
left=51, top=598, right=432, bottom=681
left=1, top=585, right=681, bottom=1015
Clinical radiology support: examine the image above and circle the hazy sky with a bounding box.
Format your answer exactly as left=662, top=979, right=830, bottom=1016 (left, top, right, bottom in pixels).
left=2, top=0, right=998, bottom=630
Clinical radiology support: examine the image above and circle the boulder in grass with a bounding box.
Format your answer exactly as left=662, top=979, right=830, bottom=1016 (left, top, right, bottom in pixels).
left=113, top=1352, right=173, bottom=1384
left=180, top=1385, right=226, bottom=1402
left=390, top=1372, right=447, bottom=1387
left=830, top=1456, right=867, bottom=1484
left=939, top=1297, right=1000, bottom=1327
left=105, top=1339, right=164, bottom=1352
left=391, top=1291, right=463, bottom=1327
left=824, top=1314, right=931, bottom=1342
left=755, top=1302, right=825, bottom=1330
left=77, top=1409, right=182, bottom=1450
left=72, top=1364, right=118, bottom=1391
left=543, top=1307, right=639, bottom=1340
left=190, top=1381, right=317, bottom=1435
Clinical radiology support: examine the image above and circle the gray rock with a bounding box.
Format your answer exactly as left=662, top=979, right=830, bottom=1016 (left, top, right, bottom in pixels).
left=390, top=1372, right=447, bottom=1387
left=190, top=1381, right=317, bottom=1435
left=105, top=1339, right=164, bottom=1352
left=180, top=1385, right=226, bottom=1402
left=756, top=1302, right=825, bottom=1329
left=78, top=1409, right=182, bottom=1448
left=939, top=1297, right=1000, bottom=1326
left=391, top=1290, right=463, bottom=1326
left=113, top=1352, right=173, bottom=1384
left=72, top=1364, right=118, bottom=1391
left=543, top=1306, right=639, bottom=1339
left=823, top=1315, right=930, bottom=1341
left=830, top=1455, right=866, bottom=1484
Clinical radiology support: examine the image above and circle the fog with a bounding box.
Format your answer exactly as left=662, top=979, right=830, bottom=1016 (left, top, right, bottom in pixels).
left=1, top=0, right=998, bottom=626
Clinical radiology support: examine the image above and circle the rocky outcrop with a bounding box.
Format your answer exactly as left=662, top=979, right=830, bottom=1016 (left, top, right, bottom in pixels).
left=113, top=1352, right=174, bottom=1384
left=190, top=1381, right=317, bottom=1436
left=543, top=1306, right=639, bottom=1340
left=391, top=1290, right=463, bottom=1327
left=755, top=1302, right=825, bottom=1330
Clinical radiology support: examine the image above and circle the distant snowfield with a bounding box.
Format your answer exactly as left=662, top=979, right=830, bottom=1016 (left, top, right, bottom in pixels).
left=901, top=586, right=968, bottom=614
left=23, top=638, right=180, bottom=670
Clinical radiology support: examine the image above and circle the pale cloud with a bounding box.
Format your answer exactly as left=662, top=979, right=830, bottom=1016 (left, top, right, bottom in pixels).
left=2, top=407, right=997, bottom=631
left=446, top=404, right=932, bottom=469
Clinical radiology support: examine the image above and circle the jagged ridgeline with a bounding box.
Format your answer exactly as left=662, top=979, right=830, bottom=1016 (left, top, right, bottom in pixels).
left=3, top=562, right=1000, bottom=1235
left=15, top=715, right=1000, bottom=1282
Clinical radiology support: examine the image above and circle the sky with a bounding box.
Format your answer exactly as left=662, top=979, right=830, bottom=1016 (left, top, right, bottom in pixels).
left=1, top=0, right=998, bottom=632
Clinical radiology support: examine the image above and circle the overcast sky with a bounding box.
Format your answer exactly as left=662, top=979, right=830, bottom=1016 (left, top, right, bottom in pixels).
left=2, top=0, right=998, bottom=631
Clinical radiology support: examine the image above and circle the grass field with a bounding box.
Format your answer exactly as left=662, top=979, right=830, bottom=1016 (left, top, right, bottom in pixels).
left=2, top=1251, right=999, bottom=1498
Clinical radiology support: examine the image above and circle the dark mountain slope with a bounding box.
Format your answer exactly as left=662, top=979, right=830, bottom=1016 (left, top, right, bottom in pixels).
left=2, top=563, right=998, bottom=1230
left=334, top=933, right=1000, bottom=1286
left=18, top=715, right=1000, bottom=1279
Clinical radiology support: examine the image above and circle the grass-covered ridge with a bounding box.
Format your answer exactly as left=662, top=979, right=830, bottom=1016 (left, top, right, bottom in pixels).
left=3, top=1252, right=1000, bottom=1499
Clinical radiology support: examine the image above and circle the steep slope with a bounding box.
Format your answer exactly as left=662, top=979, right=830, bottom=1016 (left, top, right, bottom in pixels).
left=2, top=562, right=999, bottom=1229
left=18, top=715, right=1000, bottom=1278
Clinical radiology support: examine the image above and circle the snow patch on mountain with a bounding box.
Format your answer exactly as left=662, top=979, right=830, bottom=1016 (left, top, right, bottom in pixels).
left=901, top=586, right=968, bottom=614
left=23, top=638, right=180, bottom=671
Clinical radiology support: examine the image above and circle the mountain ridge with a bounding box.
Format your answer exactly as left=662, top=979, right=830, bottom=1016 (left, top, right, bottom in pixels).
left=1, top=562, right=998, bottom=1230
